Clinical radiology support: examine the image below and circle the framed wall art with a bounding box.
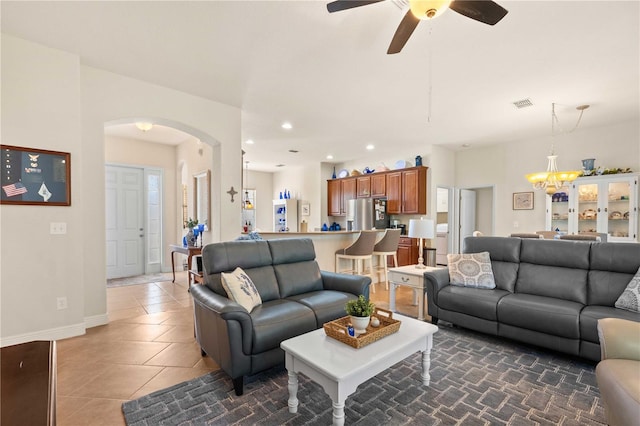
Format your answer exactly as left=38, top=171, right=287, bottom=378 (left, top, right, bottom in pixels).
left=513, top=191, right=534, bottom=210
left=301, top=203, right=310, bottom=216
left=1, top=145, right=71, bottom=206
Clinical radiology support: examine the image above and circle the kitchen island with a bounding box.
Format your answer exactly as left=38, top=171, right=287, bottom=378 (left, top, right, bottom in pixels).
left=257, top=231, right=386, bottom=272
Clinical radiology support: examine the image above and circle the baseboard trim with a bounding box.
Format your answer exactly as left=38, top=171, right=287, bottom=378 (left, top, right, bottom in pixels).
left=85, top=313, right=109, bottom=329
left=0, top=322, right=86, bottom=348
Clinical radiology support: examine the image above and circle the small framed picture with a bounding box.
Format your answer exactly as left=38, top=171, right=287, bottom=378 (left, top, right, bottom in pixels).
left=1, top=145, right=71, bottom=206
left=301, top=203, right=310, bottom=216
left=513, top=192, right=534, bottom=210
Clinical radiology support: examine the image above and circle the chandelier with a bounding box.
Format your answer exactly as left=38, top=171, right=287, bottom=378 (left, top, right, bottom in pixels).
left=525, top=103, right=588, bottom=195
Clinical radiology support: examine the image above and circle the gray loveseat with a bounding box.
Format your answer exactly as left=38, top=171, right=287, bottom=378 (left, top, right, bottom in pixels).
left=190, top=238, right=371, bottom=395
left=425, top=236, right=640, bottom=361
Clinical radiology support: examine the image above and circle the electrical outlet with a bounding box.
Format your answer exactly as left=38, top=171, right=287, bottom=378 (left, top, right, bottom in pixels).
left=513, top=221, right=519, bottom=229
left=50, top=222, right=67, bottom=234
left=57, top=297, right=68, bottom=310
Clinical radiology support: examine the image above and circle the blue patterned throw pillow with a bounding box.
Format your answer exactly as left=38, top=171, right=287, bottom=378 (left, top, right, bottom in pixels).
left=615, top=266, right=640, bottom=313
left=221, top=267, right=262, bottom=312
left=447, top=251, right=496, bottom=289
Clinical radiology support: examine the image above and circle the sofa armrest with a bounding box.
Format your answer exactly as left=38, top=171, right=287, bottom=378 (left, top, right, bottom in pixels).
left=597, top=318, right=640, bottom=361
left=424, top=268, right=451, bottom=318
left=321, top=271, right=371, bottom=299
left=190, top=285, right=253, bottom=355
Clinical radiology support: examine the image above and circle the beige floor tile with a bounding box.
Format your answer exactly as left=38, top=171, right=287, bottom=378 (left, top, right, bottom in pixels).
left=194, top=355, right=220, bottom=370
left=70, top=364, right=162, bottom=399
left=120, top=324, right=176, bottom=342
left=99, top=341, right=170, bottom=365
left=108, top=306, right=148, bottom=322
left=143, top=300, right=186, bottom=314
left=144, top=342, right=203, bottom=367
left=134, top=293, right=176, bottom=305
left=58, top=398, right=127, bottom=426
left=129, top=367, right=215, bottom=399
left=159, top=309, right=194, bottom=326
left=113, top=310, right=175, bottom=325
left=56, top=395, right=93, bottom=421
left=154, top=325, right=196, bottom=343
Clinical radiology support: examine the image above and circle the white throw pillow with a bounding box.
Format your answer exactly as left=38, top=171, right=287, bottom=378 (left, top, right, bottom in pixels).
left=447, top=252, right=496, bottom=289
left=221, top=267, right=262, bottom=312
left=615, top=266, right=640, bottom=313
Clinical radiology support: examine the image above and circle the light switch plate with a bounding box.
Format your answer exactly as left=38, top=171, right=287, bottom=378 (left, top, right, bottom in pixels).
left=50, top=222, right=67, bottom=234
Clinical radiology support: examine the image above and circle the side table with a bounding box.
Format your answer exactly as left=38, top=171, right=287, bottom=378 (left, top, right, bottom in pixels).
left=388, top=265, right=445, bottom=321
left=169, top=244, right=202, bottom=285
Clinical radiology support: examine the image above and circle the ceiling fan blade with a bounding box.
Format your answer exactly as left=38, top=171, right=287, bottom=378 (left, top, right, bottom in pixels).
left=449, top=0, right=508, bottom=25
left=387, top=9, right=420, bottom=54
left=327, top=0, right=385, bottom=13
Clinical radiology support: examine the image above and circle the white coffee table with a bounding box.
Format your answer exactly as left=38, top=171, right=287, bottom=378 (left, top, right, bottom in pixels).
left=280, top=314, right=438, bottom=426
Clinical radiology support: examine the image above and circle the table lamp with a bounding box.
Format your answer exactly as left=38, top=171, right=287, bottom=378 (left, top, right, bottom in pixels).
left=408, top=218, right=435, bottom=269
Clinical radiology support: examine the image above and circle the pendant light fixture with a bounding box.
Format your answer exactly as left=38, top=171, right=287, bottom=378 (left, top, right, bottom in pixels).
left=525, top=103, right=588, bottom=194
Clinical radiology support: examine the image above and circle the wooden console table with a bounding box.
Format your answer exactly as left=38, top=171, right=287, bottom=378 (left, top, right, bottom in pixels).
left=169, top=244, right=202, bottom=285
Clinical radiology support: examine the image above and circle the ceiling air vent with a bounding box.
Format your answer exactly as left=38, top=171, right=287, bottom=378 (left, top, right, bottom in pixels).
left=288, top=149, right=299, bottom=153
left=275, top=164, right=285, bottom=168
left=513, top=98, right=534, bottom=109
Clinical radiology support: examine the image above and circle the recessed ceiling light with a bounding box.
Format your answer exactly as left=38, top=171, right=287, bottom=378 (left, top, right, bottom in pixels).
left=245, top=139, right=254, bottom=145
left=281, top=122, right=293, bottom=130
left=366, top=144, right=375, bottom=150
left=275, top=164, right=285, bottom=167
left=326, top=155, right=334, bottom=160
left=135, top=122, right=153, bottom=132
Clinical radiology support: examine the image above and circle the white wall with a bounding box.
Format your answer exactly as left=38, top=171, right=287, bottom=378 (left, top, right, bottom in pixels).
left=1, top=35, right=86, bottom=343
left=1, top=34, right=242, bottom=346
left=456, top=120, right=639, bottom=237
left=246, top=170, right=273, bottom=232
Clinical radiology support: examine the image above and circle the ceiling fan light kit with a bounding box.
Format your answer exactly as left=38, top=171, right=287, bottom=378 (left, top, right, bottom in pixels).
left=326, top=0, right=508, bottom=54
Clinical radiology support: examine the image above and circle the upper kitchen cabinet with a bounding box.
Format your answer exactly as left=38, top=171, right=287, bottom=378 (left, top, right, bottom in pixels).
left=386, top=166, right=428, bottom=215
left=327, top=177, right=357, bottom=216
left=328, top=166, right=427, bottom=216
left=371, top=173, right=386, bottom=197
left=356, top=176, right=371, bottom=198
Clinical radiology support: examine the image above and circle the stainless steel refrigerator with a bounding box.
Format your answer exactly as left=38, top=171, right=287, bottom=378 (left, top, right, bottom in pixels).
left=347, top=198, right=389, bottom=231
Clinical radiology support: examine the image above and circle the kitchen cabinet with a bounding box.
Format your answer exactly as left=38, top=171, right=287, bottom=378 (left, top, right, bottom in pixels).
left=371, top=174, right=386, bottom=197
left=545, top=173, right=638, bottom=242
left=356, top=176, right=371, bottom=198
left=392, top=237, right=418, bottom=267
left=386, top=167, right=427, bottom=214
left=327, top=166, right=427, bottom=216
left=327, top=177, right=356, bottom=216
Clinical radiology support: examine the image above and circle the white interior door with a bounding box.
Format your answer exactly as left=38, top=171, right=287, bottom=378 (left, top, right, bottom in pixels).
left=459, top=189, right=477, bottom=252
left=106, top=165, right=145, bottom=279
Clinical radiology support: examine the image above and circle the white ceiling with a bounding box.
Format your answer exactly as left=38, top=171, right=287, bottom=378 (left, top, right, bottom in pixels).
left=3, top=1, right=638, bottom=171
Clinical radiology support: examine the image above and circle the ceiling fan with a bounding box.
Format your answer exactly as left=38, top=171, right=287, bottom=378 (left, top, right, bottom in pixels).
left=327, top=0, right=508, bottom=54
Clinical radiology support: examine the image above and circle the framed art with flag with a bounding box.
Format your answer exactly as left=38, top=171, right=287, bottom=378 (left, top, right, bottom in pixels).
left=1, top=145, right=71, bottom=206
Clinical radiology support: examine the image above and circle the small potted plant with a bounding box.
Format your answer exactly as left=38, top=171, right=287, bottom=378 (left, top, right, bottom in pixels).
left=345, top=295, right=375, bottom=334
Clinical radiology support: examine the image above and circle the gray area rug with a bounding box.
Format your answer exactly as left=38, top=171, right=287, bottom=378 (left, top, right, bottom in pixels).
left=122, top=324, right=605, bottom=425
left=107, top=273, right=175, bottom=288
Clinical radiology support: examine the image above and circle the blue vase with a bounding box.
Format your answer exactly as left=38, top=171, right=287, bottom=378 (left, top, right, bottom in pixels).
left=332, top=166, right=337, bottom=179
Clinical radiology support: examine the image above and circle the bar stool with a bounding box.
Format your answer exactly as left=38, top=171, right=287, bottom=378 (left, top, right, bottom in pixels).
left=372, top=228, right=401, bottom=292
left=335, top=231, right=377, bottom=286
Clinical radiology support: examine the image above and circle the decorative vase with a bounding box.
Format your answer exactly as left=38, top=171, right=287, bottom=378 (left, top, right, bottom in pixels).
left=186, top=228, right=195, bottom=246
left=349, top=316, right=370, bottom=334
left=332, top=166, right=337, bottom=179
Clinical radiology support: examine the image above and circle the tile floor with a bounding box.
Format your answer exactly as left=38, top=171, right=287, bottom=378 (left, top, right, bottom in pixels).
left=55, top=272, right=423, bottom=425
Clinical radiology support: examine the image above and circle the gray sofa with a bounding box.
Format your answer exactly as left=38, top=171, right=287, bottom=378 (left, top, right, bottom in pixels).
left=425, top=236, right=640, bottom=361
left=190, top=238, right=371, bottom=395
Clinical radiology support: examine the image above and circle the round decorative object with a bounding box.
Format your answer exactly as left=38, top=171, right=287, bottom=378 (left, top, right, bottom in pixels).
left=609, top=211, right=622, bottom=219
left=370, top=316, right=380, bottom=327
left=582, top=209, right=597, bottom=220
left=349, top=315, right=370, bottom=334
left=394, top=160, right=407, bottom=169
left=338, top=168, right=349, bottom=178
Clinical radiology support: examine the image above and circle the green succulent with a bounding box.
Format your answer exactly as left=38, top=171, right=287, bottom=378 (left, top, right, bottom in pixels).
left=345, top=295, right=375, bottom=317
left=185, top=217, right=199, bottom=229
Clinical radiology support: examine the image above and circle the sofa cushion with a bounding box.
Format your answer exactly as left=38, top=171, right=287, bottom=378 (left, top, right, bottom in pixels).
left=437, top=286, right=510, bottom=321
left=516, top=263, right=588, bottom=304
left=287, top=290, right=357, bottom=326
left=268, top=238, right=316, bottom=264
left=580, top=305, right=640, bottom=344
left=463, top=236, right=521, bottom=292
left=498, top=294, right=583, bottom=339
left=520, top=238, right=591, bottom=269
left=221, top=267, right=262, bottom=312
left=250, top=299, right=317, bottom=353
left=588, top=243, right=640, bottom=306
left=447, top=252, right=496, bottom=289
left=274, top=260, right=323, bottom=298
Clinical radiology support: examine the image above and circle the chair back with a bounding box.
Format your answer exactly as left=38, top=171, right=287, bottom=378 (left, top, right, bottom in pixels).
left=342, top=231, right=377, bottom=255
left=373, top=229, right=401, bottom=253
left=536, top=231, right=558, bottom=239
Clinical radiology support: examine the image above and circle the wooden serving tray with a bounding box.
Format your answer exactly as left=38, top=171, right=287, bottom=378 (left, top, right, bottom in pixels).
left=323, top=307, right=401, bottom=349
